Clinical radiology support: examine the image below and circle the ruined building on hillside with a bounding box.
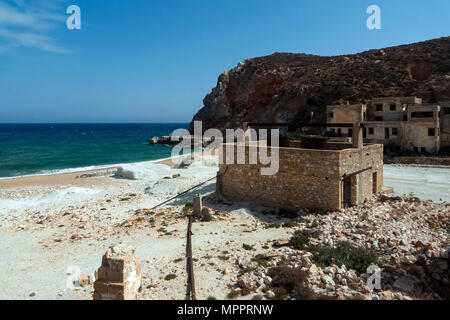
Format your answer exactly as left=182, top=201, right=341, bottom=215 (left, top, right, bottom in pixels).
left=327, top=97, right=450, bottom=154
left=216, top=122, right=384, bottom=212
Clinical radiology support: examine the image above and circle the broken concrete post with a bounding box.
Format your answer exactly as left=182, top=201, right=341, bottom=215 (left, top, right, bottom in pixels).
left=93, top=243, right=142, bottom=300
left=193, top=194, right=203, bottom=216
left=352, top=122, right=363, bottom=149
left=215, top=171, right=224, bottom=201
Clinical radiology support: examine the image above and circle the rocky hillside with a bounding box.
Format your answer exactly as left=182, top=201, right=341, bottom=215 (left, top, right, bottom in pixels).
left=191, top=37, right=450, bottom=131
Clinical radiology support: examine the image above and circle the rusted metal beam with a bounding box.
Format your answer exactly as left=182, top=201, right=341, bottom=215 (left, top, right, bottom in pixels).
left=186, top=215, right=196, bottom=300
left=342, top=166, right=373, bottom=179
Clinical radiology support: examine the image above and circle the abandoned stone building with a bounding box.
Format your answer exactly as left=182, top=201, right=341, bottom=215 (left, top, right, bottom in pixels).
left=327, top=97, right=450, bottom=154
left=216, top=123, right=384, bottom=211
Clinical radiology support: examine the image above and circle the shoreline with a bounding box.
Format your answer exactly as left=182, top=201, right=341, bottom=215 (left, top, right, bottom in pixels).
left=0, top=150, right=217, bottom=189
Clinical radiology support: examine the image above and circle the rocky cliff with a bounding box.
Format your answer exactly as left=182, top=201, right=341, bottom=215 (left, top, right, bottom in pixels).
left=190, top=37, right=450, bottom=131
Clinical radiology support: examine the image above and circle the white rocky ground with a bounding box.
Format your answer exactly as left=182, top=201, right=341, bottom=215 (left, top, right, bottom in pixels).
left=384, top=164, right=450, bottom=202
left=0, top=158, right=448, bottom=300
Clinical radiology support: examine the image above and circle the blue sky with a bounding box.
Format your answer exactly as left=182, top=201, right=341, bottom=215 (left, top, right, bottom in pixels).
left=0, top=0, right=449, bottom=123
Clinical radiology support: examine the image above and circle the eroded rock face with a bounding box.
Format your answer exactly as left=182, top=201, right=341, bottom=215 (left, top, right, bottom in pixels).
left=190, top=37, right=450, bottom=131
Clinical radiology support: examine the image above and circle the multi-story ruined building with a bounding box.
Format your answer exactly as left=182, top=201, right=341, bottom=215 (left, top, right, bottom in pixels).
left=327, top=97, right=450, bottom=154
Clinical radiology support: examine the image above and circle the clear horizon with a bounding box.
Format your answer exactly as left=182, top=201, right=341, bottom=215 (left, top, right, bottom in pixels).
left=0, top=0, right=449, bottom=123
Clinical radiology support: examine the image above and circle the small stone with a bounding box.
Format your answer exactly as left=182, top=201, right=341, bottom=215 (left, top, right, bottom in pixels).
left=237, top=279, right=247, bottom=289
left=29, top=292, right=36, bottom=297
left=309, top=264, right=319, bottom=275
left=324, top=267, right=335, bottom=274
left=266, top=291, right=275, bottom=299
left=321, top=275, right=335, bottom=286
left=79, top=274, right=89, bottom=287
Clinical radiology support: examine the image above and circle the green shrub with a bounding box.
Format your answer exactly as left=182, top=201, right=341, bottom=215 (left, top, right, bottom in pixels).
left=183, top=202, right=193, bottom=214
left=238, top=266, right=256, bottom=276
left=199, top=207, right=213, bottom=222
left=242, top=243, right=255, bottom=251
left=282, top=222, right=298, bottom=228
left=164, top=274, right=177, bottom=281
left=288, top=233, right=310, bottom=250
left=251, top=257, right=268, bottom=267
left=310, top=242, right=378, bottom=273
left=192, top=207, right=213, bottom=222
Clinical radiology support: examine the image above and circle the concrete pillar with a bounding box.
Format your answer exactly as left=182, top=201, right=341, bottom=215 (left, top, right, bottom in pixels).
left=352, top=122, right=363, bottom=149
left=193, top=194, right=203, bottom=216
left=93, top=244, right=142, bottom=300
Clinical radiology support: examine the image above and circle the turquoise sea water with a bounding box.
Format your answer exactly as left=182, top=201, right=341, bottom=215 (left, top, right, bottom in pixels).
left=0, top=123, right=188, bottom=178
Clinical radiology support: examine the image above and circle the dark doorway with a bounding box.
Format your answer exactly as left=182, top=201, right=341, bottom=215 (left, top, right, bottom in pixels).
left=343, top=176, right=352, bottom=208
left=372, top=172, right=377, bottom=194
left=385, top=128, right=390, bottom=139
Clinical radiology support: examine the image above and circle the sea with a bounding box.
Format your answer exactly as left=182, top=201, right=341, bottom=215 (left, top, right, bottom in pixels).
left=0, top=123, right=188, bottom=179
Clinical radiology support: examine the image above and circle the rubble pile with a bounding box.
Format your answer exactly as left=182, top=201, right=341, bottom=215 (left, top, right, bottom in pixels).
left=227, top=195, right=449, bottom=300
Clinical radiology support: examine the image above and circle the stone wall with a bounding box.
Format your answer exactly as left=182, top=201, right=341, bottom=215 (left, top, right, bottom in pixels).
left=339, top=144, right=384, bottom=205
left=217, top=143, right=383, bottom=211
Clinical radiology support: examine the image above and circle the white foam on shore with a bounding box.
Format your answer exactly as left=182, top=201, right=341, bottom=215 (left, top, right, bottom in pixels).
left=0, top=187, right=102, bottom=211
left=0, top=154, right=220, bottom=212
left=115, top=163, right=172, bottom=180
left=0, top=154, right=185, bottom=180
